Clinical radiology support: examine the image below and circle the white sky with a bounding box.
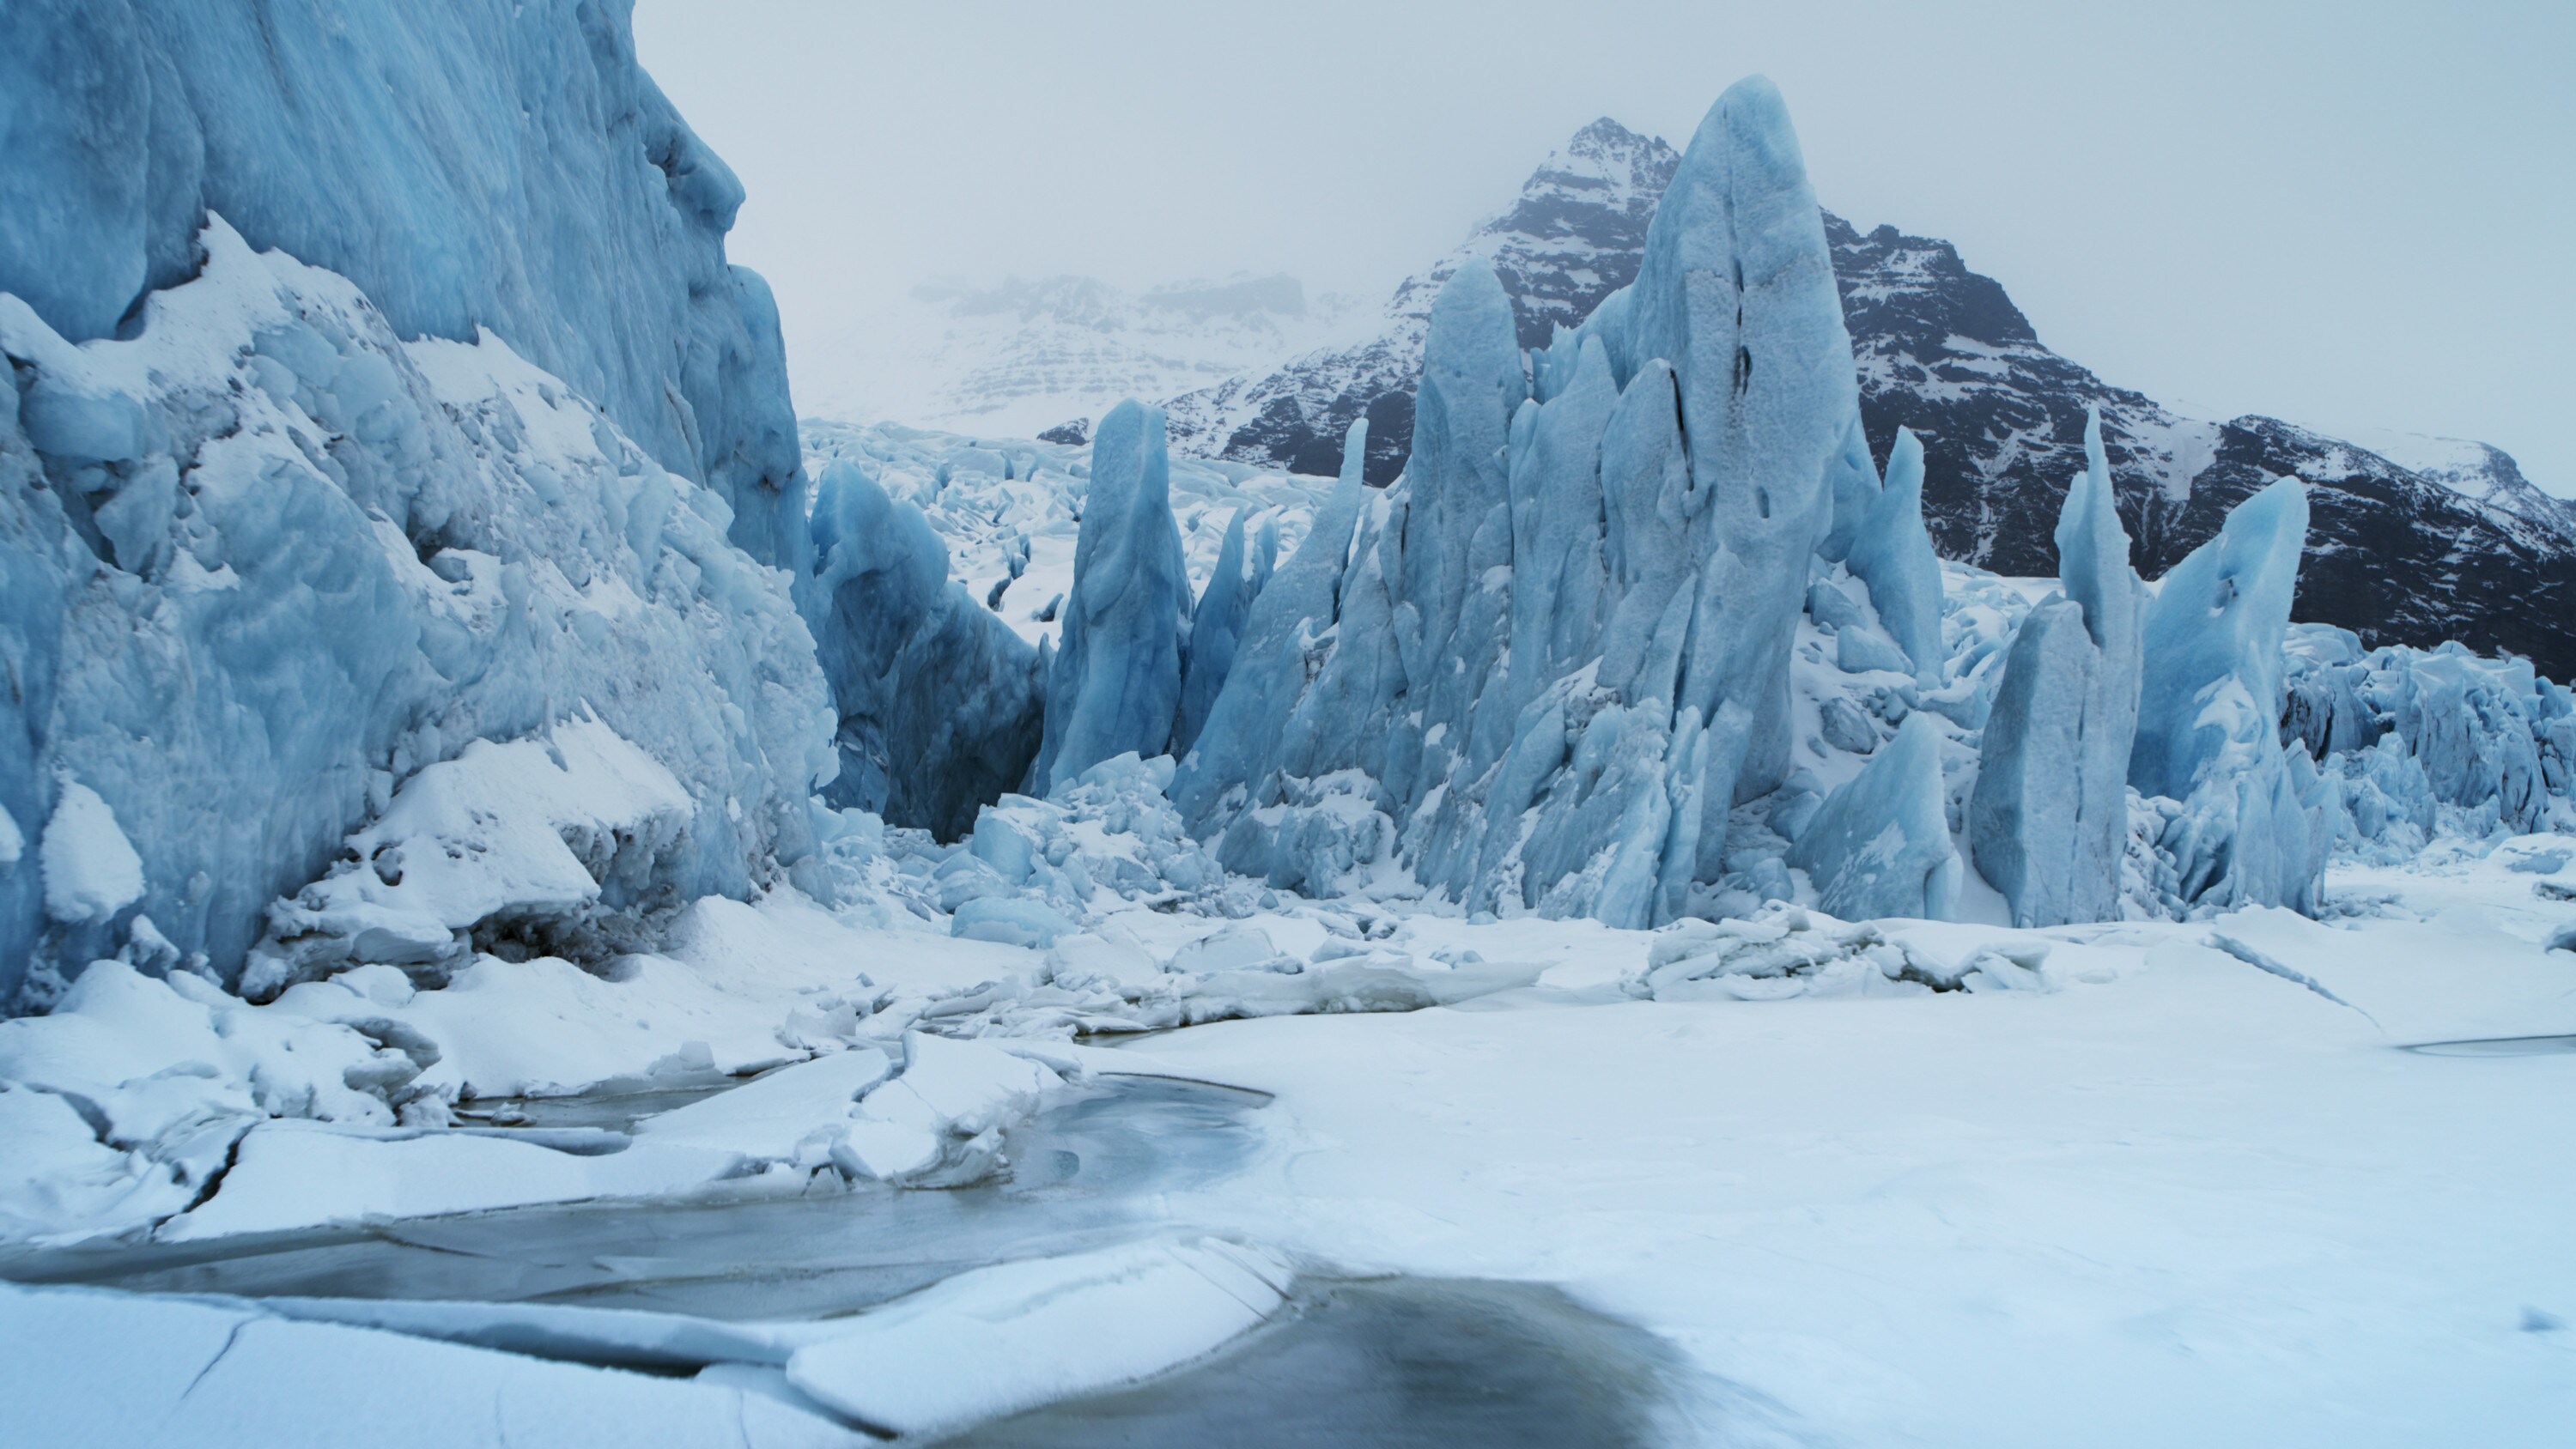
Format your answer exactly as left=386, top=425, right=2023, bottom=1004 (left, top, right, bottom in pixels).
left=637, top=0, right=2574, bottom=490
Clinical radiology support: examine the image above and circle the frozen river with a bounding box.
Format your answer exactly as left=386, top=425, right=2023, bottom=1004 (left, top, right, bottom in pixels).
left=2, top=1073, right=1706, bottom=1444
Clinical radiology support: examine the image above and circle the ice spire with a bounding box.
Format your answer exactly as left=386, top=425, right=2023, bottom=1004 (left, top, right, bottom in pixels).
left=1173, top=506, right=1277, bottom=756
left=1029, top=400, right=1191, bottom=796
left=1844, top=427, right=1946, bottom=685
left=1967, top=408, right=2145, bottom=925
left=2130, top=476, right=2324, bottom=911
left=1169, top=76, right=1869, bottom=925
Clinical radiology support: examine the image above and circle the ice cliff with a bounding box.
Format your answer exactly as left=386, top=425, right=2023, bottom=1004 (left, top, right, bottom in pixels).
left=0, top=0, right=807, bottom=571
left=1, top=0, right=833, bottom=1009
left=0, top=222, right=835, bottom=1007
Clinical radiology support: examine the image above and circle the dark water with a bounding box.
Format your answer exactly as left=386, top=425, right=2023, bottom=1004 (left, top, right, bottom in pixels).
left=950, top=1276, right=1717, bottom=1449
left=2403, top=1034, right=2576, bottom=1058
left=3, top=1075, right=1738, bottom=1445
left=451, top=1077, right=744, bottom=1132
left=0, top=1076, right=1273, bottom=1320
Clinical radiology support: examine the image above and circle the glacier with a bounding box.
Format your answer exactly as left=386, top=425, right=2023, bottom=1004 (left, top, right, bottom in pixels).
left=3, top=25, right=2576, bottom=1442
left=0, top=0, right=807, bottom=573
left=0, top=219, right=835, bottom=1008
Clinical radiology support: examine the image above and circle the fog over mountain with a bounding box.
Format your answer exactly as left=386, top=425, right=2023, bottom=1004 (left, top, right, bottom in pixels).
left=635, top=0, right=2576, bottom=494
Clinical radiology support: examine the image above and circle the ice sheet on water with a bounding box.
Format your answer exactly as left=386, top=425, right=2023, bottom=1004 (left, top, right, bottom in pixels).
left=784, top=1237, right=1293, bottom=1439
left=0, top=1280, right=862, bottom=1448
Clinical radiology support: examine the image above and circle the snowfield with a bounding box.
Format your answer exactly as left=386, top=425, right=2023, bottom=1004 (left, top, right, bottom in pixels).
left=4, top=840, right=2572, bottom=1446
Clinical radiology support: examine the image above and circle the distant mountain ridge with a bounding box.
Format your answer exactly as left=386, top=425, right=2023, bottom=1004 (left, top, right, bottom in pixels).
left=1165, top=118, right=1677, bottom=482
left=1160, top=118, right=2576, bottom=677
left=795, top=271, right=1366, bottom=441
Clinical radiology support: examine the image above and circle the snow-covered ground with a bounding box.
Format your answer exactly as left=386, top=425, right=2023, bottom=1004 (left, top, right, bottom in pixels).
left=6, top=838, right=2571, bottom=1445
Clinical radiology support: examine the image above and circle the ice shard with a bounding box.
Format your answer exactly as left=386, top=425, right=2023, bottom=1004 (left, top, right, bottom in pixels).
left=1030, top=400, right=1193, bottom=796
left=807, top=462, right=1045, bottom=840
left=2131, top=476, right=2326, bottom=912
left=1843, top=427, right=1946, bottom=685
left=1967, top=409, right=2145, bottom=925
left=1173, top=507, right=1277, bottom=756
left=1786, top=713, right=1962, bottom=921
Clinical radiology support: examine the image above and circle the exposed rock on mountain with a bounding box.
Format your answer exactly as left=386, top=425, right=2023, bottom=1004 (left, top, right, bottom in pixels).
left=1166, top=118, right=1678, bottom=484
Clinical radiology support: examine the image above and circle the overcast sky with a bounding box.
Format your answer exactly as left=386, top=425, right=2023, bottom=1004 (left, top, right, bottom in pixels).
left=637, top=0, right=2573, bottom=489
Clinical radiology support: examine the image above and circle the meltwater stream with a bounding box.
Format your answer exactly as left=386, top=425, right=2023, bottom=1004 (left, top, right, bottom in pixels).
left=2, top=1073, right=1717, bottom=1444
left=5, top=1076, right=1269, bottom=1319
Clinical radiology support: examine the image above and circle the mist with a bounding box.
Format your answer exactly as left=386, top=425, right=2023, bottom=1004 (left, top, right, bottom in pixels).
left=638, top=0, right=2575, bottom=488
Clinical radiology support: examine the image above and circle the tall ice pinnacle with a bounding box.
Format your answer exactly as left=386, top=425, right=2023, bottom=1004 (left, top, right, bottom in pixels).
left=2130, top=476, right=2325, bottom=911
left=1171, top=76, right=1867, bottom=924
left=1968, top=409, right=2146, bottom=925
left=1030, top=400, right=1193, bottom=796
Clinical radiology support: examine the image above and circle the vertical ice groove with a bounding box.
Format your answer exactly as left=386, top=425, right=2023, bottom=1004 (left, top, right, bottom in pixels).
left=1968, top=408, right=2145, bottom=925
left=1031, top=400, right=1192, bottom=797
left=2130, top=475, right=2325, bottom=912
left=1170, top=76, right=1863, bottom=925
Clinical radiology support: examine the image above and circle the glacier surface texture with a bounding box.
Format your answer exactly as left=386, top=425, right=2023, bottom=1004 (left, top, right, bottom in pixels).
left=0, top=0, right=830, bottom=1005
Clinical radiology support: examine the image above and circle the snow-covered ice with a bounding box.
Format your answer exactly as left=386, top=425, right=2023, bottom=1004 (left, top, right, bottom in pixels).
left=6, top=20, right=2576, bottom=1446
left=784, top=1238, right=1293, bottom=1438
left=0, top=1281, right=864, bottom=1449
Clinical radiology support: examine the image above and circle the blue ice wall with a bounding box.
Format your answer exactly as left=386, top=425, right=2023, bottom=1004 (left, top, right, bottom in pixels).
left=0, top=227, right=836, bottom=1005
left=0, top=0, right=806, bottom=569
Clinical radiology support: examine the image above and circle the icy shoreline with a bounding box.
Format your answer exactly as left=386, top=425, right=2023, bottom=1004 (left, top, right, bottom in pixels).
left=7, top=839, right=2574, bottom=1443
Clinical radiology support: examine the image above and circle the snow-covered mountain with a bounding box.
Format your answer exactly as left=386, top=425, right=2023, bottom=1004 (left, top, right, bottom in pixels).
left=1166, top=118, right=1678, bottom=483
left=1820, top=215, right=2576, bottom=678
left=793, top=273, right=1369, bottom=443
left=1149, top=119, right=2576, bottom=677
